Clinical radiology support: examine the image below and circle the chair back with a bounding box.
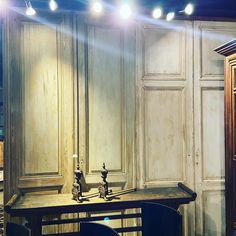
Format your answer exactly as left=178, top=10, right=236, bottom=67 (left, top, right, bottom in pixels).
left=6, top=222, right=30, bottom=236
left=142, top=202, right=182, bottom=236
left=80, top=222, right=119, bottom=236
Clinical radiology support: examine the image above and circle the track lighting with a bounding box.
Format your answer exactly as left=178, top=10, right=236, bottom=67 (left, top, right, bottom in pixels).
left=91, top=1, right=103, bottom=14
left=119, top=3, right=132, bottom=19
left=25, top=0, right=36, bottom=16
left=49, top=0, right=58, bottom=11
left=0, top=0, right=7, bottom=8
left=152, top=7, right=162, bottom=19
left=166, top=12, right=175, bottom=21
left=184, top=3, right=194, bottom=15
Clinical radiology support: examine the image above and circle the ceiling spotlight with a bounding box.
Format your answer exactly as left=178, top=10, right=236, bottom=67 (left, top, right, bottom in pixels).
left=184, top=3, right=194, bottom=15
left=49, top=0, right=58, bottom=11
left=166, top=12, right=175, bottom=21
left=91, top=1, right=103, bottom=14
left=0, top=0, right=7, bottom=8
left=119, top=3, right=132, bottom=19
left=25, top=0, right=36, bottom=16
left=152, top=7, right=162, bottom=19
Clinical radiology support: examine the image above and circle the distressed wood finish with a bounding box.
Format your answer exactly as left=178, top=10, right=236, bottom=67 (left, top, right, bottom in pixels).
left=76, top=19, right=136, bottom=235
left=4, top=13, right=75, bottom=192
left=136, top=20, right=194, bottom=235
left=215, top=38, right=236, bottom=236
left=195, top=21, right=236, bottom=236
left=77, top=19, right=136, bottom=188
left=5, top=183, right=196, bottom=236
left=3, top=12, right=76, bottom=234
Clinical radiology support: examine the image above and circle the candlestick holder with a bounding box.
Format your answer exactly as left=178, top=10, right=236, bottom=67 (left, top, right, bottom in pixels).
left=72, top=163, right=83, bottom=202
left=98, top=163, right=109, bottom=200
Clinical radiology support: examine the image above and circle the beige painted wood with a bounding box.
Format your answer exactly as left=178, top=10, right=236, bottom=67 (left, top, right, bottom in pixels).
left=76, top=18, right=136, bottom=235
left=77, top=19, right=135, bottom=189
left=136, top=20, right=195, bottom=236
left=143, top=87, right=185, bottom=182
left=203, top=190, right=225, bottom=235
left=87, top=25, right=123, bottom=172
left=143, top=25, right=185, bottom=79
left=4, top=10, right=236, bottom=236
left=201, top=88, right=225, bottom=180
left=194, top=21, right=236, bottom=236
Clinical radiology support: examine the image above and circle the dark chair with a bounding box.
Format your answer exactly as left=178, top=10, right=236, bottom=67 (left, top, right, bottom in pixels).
left=142, top=202, right=182, bottom=236
left=80, top=222, right=119, bottom=236
left=6, top=222, right=30, bottom=236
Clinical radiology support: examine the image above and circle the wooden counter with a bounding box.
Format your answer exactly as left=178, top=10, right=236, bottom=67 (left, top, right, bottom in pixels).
left=5, top=183, right=196, bottom=236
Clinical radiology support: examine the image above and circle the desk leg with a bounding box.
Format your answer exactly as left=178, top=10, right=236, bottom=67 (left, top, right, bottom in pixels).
left=27, top=215, right=42, bottom=236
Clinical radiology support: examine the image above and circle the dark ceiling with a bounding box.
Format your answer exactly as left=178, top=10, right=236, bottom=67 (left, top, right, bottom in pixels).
left=9, top=0, right=236, bottom=19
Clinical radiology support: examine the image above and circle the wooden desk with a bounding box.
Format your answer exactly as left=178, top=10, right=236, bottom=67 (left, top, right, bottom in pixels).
left=5, top=183, right=196, bottom=236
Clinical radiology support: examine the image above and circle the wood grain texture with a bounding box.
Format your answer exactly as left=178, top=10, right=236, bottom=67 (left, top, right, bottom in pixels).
left=143, top=87, right=185, bottom=182
left=88, top=25, right=123, bottom=172
left=77, top=21, right=135, bottom=189
left=199, top=21, right=236, bottom=80
left=194, top=21, right=236, bottom=236
left=142, top=22, right=185, bottom=80
left=4, top=13, right=75, bottom=197
left=7, top=185, right=196, bottom=215
left=22, top=23, right=59, bottom=175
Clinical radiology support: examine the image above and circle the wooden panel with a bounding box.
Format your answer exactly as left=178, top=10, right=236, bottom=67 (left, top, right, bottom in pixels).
left=22, top=23, right=60, bottom=175
left=200, top=22, right=236, bottom=79
left=194, top=21, right=233, bottom=236
left=203, top=190, right=225, bottom=235
left=143, top=87, right=185, bottom=183
left=0, top=141, right=3, bottom=169
left=85, top=25, right=126, bottom=183
left=202, top=88, right=225, bottom=180
left=143, top=21, right=185, bottom=80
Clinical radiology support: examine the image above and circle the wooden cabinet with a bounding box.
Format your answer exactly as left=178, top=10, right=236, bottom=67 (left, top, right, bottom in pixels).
left=215, top=40, right=236, bottom=236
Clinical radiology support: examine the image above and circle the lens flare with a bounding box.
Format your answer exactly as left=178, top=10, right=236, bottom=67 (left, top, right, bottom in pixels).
left=120, top=3, right=132, bottom=19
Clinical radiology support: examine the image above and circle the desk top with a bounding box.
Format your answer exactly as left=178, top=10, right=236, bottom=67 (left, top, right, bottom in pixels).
left=5, top=183, right=197, bottom=217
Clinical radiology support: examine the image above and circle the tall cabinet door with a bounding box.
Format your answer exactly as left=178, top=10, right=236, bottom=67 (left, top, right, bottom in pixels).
left=77, top=18, right=136, bottom=193
left=136, top=20, right=195, bottom=235
left=227, top=55, right=236, bottom=235
left=4, top=12, right=75, bottom=202
left=194, top=21, right=236, bottom=236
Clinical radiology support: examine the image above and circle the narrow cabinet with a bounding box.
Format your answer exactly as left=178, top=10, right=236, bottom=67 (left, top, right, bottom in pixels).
left=215, top=39, right=236, bottom=236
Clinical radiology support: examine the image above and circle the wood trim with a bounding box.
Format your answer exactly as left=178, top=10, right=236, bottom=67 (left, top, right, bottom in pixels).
left=18, top=175, right=64, bottom=189
left=214, top=39, right=236, bottom=56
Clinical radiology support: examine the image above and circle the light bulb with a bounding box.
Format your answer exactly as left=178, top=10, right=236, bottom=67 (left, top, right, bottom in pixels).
left=0, top=0, right=7, bottom=8
left=120, top=3, right=132, bottom=19
left=92, top=1, right=103, bottom=14
left=26, top=6, right=36, bottom=16
left=152, top=8, right=162, bottom=19
left=49, top=0, right=58, bottom=11
left=166, top=12, right=175, bottom=21
left=184, top=3, right=194, bottom=15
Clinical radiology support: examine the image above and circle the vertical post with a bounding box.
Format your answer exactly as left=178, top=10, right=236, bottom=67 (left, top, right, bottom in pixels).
left=27, top=215, right=42, bottom=236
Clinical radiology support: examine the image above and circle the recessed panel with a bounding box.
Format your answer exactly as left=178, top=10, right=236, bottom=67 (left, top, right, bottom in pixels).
left=88, top=26, right=123, bottom=172
left=201, top=29, right=236, bottom=78
left=143, top=25, right=184, bottom=77
left=202, top=88, right=225, bottom=180
left=144, top=88, right=184, bottom=182
left=23, top=23, right=59, bottom=174
left=203, top=191, right=225, bottom=235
